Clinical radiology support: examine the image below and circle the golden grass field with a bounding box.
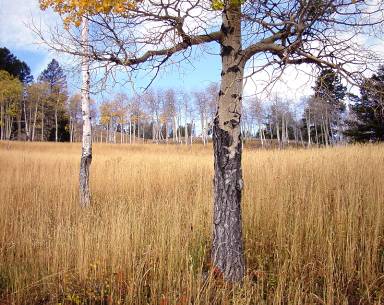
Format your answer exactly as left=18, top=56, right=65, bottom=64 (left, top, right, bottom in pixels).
left=0, top=142, right=383, bottom=305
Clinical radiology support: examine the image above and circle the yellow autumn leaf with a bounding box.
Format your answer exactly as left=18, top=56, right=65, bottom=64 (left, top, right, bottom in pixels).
left=39, top=0, right=139, bottom=26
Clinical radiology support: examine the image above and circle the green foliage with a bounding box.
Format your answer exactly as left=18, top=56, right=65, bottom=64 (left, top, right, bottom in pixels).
left=345, top=66, right=384, bottom=142
left=211, top=0, right=244, bottom=10
left=0, top=47, right=32, bottom=83
left=314, top=69, right=347, bottom=108
left=37, top=59, right=70, bottom=142
left=0, top=70, right=23, bottom=105
left=212, top=0, right=224, bottom=10
left=38, top=59, right=67, bottom=95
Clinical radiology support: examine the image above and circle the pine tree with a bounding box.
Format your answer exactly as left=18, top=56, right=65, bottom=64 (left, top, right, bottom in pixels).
left=304, top=69, right=347, bottom=146
left=38, top=59, right=68, bottom=141
left=0, top=47, right=33, bottom=84
left=345, top=66, right=384, bottom=142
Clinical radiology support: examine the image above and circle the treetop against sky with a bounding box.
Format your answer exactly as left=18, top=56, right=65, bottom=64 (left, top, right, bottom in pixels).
left=39, top=0, right=139, bottom=26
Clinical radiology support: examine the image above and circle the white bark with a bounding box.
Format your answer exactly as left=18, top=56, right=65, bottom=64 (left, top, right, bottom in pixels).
left=79, top=17, right=92, bottom=208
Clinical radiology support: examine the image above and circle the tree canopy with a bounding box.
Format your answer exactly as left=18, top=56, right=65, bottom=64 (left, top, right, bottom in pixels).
left=0, top=47, right=32, bottom=83
left=345, top=67, right=384, bottom=142
left=39, top=0, right=138, bottom=26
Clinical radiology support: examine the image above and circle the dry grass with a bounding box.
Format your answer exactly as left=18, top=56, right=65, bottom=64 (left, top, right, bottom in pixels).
left=0, top=141, right=383, bottom=305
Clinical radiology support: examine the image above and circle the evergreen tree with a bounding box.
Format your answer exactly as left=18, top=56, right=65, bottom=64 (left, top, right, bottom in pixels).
left=38, top=59, right=68, bottom=141
left=38, top=59, right=66, bottom=90
left=302, top=69, right=347, bottom=146
left=345, top=66, right=384, bottom=142
left=0, top=47, right=33, bottom=84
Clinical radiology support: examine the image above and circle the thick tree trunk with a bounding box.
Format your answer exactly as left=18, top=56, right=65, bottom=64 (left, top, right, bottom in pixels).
left=79, top=17, right=92, bottom=208
left=212, top=3, right=244, bottom=283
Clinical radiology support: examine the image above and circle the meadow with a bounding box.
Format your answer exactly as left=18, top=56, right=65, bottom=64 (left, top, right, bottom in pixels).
left=0, top=142, right=383, bottom=305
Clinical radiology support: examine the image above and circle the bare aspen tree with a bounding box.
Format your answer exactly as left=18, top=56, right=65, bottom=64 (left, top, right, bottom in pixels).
left=79, top=16, right=92, bottom=208
left=39, top=0, right=384, bottom=282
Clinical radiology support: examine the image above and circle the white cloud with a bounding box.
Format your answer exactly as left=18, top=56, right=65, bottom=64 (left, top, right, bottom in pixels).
left=0, top=0, right=59, bottom=51
left=243, top=63, right=315, bottom=103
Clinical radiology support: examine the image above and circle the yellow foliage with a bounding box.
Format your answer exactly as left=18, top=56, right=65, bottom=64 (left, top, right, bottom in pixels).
left=211, top=0, right=244, bottom=10
left=39, top=0, right=139, bottom=27
left=0, top=70, right=23, bottom=104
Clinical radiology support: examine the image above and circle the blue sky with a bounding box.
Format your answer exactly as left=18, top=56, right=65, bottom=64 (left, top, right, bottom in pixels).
left=8, top=40, right=222, bottom=95
left=0, top=0, right=223, bottom=101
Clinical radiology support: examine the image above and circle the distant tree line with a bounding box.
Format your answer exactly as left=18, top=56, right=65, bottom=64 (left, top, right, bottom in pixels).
left=1, top=46, right=383, bottom=146
left=242, top=67, right=384, bottom=148
left=0, top=47, right=70, bottom=142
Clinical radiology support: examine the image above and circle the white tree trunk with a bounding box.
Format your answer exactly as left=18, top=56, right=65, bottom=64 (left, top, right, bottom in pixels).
left=55, top=100, right=59, bottom=142
left=79, top=16, right=92, bottom=208
left=41, top=103, right=44, bottom=142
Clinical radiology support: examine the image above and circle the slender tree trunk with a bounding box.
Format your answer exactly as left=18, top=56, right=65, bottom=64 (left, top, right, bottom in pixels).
left=281, top=116, right=285, bottom=146
left=325, top=113, right=331, bottom=146
left=165, top=122, right=168, bottom=144
left=31, top=100, right=38, bottom=141
left=178, top=117, right=182, bottom=144
left=79, top=16, right=92, bottom=208
left=185, top=121, right=188, bottom=145
left=190, top=121, right=194, bottom=145
left=6, top=116, right=12, bottom=140
left=137, top=121, right=140, bottom=142
left=1, top=103, right=4, bottom=140
left=119, top=122, right=122, bottom=144
left=133, top=123, right=136, bottom=144
left=129, top=120, right=132, bottom=144
left=55, top=103, right=59, bottom=142
left=306, top=112, right=311, bottom=147
left=23, top=96, right=30, bottom=141
left=299, top=128, right=304, bottom=147
left=41, top=103, right=44, bottom=142
left=201, top=115, right=205, bottom=145
left=69, top=118, right=73, bottom=143
left=259, top=124, right=264, bottom=148
left=285, top=118, right=289, bottom=145
left=212, top=4, right=244, bottom=282
left=17, top=98, right=22, bottom=140
left=276, top=119, right=281, bottom=149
